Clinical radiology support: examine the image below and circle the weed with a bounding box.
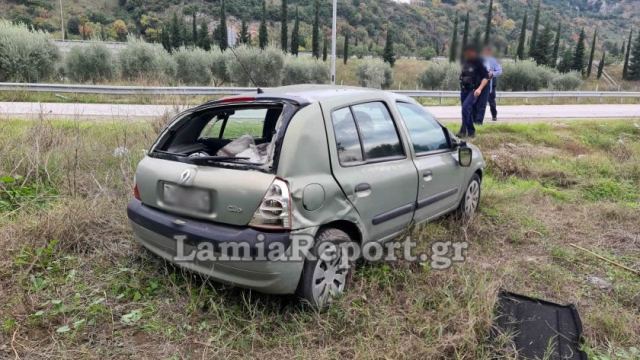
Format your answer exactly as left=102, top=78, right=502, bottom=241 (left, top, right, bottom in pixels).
left=582, top=179, right=638, bottom=202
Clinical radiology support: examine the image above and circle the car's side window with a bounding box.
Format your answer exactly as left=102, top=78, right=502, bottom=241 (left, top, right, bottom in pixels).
left=396, top=102, right=449, bottom=154
left=331, top=107, right=364, bottom=165
left=351, top=102, right=404, bottom=160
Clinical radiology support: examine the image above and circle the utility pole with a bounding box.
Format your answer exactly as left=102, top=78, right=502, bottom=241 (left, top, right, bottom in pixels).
left=330, top=0, right=337, bottom=85
left=59, top=0, right=65, bottom=40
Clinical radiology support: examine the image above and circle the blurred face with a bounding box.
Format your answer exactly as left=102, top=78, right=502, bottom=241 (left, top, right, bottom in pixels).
left=482, top=47, right=494, bottom=57
left=463, top=49, right=478, bottom=61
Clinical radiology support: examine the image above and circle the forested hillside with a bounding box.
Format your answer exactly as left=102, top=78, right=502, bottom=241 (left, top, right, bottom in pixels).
left=1, top=0, right=638, bottom=58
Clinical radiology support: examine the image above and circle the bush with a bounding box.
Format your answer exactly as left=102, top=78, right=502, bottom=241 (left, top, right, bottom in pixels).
left=172, top=47, right=212, bottom=85
left=419, top=61, right=459, bottom=90
left=118, top=37, right=176, bottom=82
left=500, top=60, right=555, bottom=91
left=418, top=46, right=437, bottom=60
left=64, top=43, right=115, bottom=83
left=351, top=45, right=368, bottom=59
left=209, top=49, right=231, bottom=86
left=282, top=57, right=330, bottom=85
left=0, top=20, right=59, bottom=82
left=356, top=59, right=394, bottom=89
left=227, top=46, right=285, bottom=87
left=551, top=72, right=583, bottom=91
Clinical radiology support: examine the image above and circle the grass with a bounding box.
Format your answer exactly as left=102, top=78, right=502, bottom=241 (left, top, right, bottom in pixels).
left=0, top=117, right=638, bottom=358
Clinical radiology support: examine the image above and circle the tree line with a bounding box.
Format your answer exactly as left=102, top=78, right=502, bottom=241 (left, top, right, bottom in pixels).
left=156, top=0, right=398, bottom=68
left=448, top=0, right=640, bottom=81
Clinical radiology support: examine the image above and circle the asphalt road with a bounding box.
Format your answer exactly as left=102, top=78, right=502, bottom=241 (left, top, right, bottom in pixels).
left=1, top=102, right=639, bottom=122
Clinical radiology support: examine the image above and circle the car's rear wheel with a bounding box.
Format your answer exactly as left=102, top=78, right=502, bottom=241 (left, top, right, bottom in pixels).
left=458, top=173, right=481, bottom=219
left=297, top=228, right=355, bottom=309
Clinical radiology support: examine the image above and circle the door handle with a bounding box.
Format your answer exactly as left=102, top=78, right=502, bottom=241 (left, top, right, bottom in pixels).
left=354, top=183, right=372, bottom=197
left=423, top=170, right=433, bottom=182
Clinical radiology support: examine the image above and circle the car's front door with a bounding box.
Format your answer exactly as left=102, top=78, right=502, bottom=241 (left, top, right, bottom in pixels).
left=326, top=101, right=419, bottom=242
left=395, top=102, right=462, bottom=223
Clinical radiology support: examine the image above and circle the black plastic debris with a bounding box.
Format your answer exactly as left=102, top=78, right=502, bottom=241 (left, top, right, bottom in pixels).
left=494, top=291, right=588, bottom=360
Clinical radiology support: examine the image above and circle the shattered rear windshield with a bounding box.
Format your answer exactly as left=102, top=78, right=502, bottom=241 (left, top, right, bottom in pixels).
left=152, top=104, right=284, bottom=168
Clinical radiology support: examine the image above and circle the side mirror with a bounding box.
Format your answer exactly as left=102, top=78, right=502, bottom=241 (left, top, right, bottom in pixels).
left=458, top=146, right=472, bottom=167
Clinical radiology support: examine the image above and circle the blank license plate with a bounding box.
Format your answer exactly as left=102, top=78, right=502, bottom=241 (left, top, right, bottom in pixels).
left=162, top=183, right=211, bottom=212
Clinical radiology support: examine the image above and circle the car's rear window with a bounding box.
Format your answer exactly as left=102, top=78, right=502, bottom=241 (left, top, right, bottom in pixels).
left=199, top=108, right=267, bottom=140
left=154, top=104, right=284, bottom=166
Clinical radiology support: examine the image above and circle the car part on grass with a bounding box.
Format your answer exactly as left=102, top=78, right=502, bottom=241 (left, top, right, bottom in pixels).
left=495, top=291, right=587, bottom=360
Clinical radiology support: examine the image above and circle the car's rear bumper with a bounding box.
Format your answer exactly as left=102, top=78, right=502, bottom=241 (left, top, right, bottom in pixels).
left=127, top=199, right=305, bottom=294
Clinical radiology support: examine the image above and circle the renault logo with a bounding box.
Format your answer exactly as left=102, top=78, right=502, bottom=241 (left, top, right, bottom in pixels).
left=179, top=169, right=192, bottom=184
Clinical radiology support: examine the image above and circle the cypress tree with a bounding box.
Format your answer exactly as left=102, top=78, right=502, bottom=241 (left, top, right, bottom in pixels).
left=533, top=24, right=552, bottom=65
left=343, top=32, right=349, bottom=64
left=484, top=0, right=493, bottom=45
left=516, top=13, right=527, bottom=60
left=597, top=51, right=605, bottom=79
left=572, top=28, right=586, bottom=73
left=281, top=0, right=288, bottom=52
left=170, top=13, right=183, bottom=50
left=323, top=33, right=328, bottom=61
left=180, top=17, right=189, bottom=47
left=192, top=13, right=197, bottom=46
left=552, top=23, right=561, bottom=67
left=291, top=7, right=299, bottom=55
left=259, top=0, right=268, bottom=49
left=628, top=32, right=640, bottom=80
left=448, top=12, right=459, bottom=63
left=312, top=0, right=321, bottom=58
left=239, top=18, right=250, bottom=45
left=622, top=30, right=633, bottom=79
left=620, top=41, right=626, bottom=59
left=529, top=1, right=541, bottom=56
left=472, top=29, right=482, bottom=50
left=461, top=12, right=469, bottom=60
left=383, top=26, right=395, bottom=67
left=199, top=21, right=211, bottom=50
left=557, top=46, right=573, bottom=73
left=161, top=26, right=171, bottom=52
left=586, top=29, right=597, bottom=77
left=218, top=0, right=228, bottom=51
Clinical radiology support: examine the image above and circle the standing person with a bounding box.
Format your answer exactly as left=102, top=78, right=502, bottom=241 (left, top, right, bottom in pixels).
left=457, top=45, right=490, bottom=138
left=479, top=45, right=502, bottom=122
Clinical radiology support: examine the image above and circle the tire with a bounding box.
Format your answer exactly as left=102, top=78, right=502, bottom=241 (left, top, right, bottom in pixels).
left=457, top=173, right=481, bottom=220
left=297, top=228, right=355, bottom=309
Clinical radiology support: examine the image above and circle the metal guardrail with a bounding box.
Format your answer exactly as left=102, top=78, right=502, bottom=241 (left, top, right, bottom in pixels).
left=1, top=83, right=639, bottom=99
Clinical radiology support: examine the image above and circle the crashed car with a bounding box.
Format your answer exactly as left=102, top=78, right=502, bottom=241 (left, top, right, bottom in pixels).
left=127, top=85, right=485, bottom=307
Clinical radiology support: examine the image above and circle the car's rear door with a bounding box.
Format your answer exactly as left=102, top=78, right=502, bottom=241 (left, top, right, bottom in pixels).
left=395, top=102, right=462, bottom=222
left=325, top=100, right=419, bottom=242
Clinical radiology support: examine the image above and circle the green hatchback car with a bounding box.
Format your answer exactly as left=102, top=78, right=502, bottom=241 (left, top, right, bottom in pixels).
left=128, top=85, right=485, bottom=307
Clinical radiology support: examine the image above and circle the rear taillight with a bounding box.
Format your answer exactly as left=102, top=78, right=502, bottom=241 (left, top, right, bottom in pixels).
left=133, top=183, right=141, bottom=200
left=249, top=178, right=292, bottom=230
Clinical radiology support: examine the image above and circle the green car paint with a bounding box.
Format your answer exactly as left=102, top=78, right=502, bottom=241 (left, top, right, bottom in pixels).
left=128, top=85, right=485, bottom=297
